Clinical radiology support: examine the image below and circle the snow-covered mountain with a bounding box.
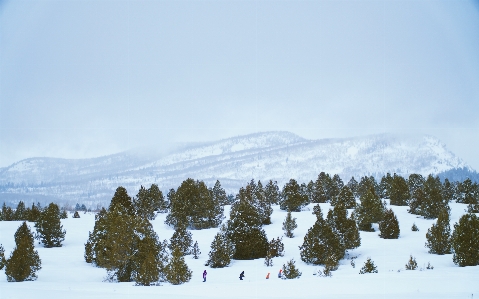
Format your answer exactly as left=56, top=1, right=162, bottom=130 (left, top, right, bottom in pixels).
left=0, top=132, right=475, bottom=207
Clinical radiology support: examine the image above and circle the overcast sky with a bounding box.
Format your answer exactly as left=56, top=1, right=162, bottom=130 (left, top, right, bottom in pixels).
left=1, top=0, right=478, bottom=170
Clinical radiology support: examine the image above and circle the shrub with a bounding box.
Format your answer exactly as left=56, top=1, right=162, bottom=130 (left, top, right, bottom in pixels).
left=451, top=213, right=479, bottom=267
left=359, top=258, right=378, bottom=274
left=282, top=259, right=302, bottom=279
left=405, top=255, right=418, bottom=270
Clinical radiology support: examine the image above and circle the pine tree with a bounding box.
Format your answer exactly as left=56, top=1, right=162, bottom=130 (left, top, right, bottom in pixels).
left=264, top=180, right=281, bottom=205
left=169, top=226, right=193, bottom=256
left=409, top=175, right=449, bottom=219
left=0, top=244, right=6, bottom=270
left=34, top=202, right=66, bottom=248
left=133, top=234, right=168, bottom=286
left=312, top=174, right=328, bottom=203
left=165, top=246, right=192, bottom=285
left=355, top=187, right=385, bottom=231
left=408, top=173, right=425, bottom=196
left=267, top=237, right=285, bottom=257
left=192, top=241, right=201, bottom=259
left=226, top=198, right=268, bottom=260
left=331, top=185, right=356, bottom=208
left=280, top=179, right=309, bottom=212
left=134, top=185, right=157, bottom=220
left=282, top=211, right=297, bottom=238
left=359, top=258, right=378, bottom=274
left=326, top=204, right=361, bottom=249
left=378, top=208, right=400, bottom=239
left=300, top=205, right=345, bottom=267
left=281, top=258, right=301, bottom=279
left=27, top=203, right=41, bottom=222
left=425, top=208, right=451, bottom=254
left=2, top=203, right=14, bottom=221
left=405, top=255, right=418, bottom=270
left=380, top=173, right=393, bottom=199
left=451, top=213, right=479, bottom=267
left=212, top=180, right=228, bottom=206
left=149, top=183, right=168, bottom=213
left=411, top=223, right=419, bottom=231
left=329, top=174, right=344, bottom=200
left=389, top=174, right=410, bottom=206
left=5, top=222, right=42, bottom=282
left=13, top=201, right=27, bottom=220
left=347, top=177, right=359, bottom=197
left=206, top=229, right=235, bottom=268
left=264, top=253, right=273, bottom=267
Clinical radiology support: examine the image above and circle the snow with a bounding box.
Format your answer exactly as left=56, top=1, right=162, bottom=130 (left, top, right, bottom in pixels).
left=1, top=201, right=478, bottom=299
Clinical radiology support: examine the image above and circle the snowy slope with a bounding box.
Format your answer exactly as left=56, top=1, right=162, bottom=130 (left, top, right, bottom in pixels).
left=0, top=201, right=477, bottom=299
left=0, top=132, right=474, bottom=207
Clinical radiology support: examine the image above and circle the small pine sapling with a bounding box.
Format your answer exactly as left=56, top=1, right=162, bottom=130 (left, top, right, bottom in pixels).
left=426, top=262, right=434, bottom=270
left=405, top=255, right=418, bottom=270
left=281, top=258, right=302, bottom=279
left=264, top=253, right=273, bottom=267
left=411, top=223, right=419, bottom=231
left=192, top=241, right=201, bottom=259
left=359, top=258, right=378, bottom=274
left=282, top=211, right=297, bottom=238
left=73, top=211, right=80, bottom=218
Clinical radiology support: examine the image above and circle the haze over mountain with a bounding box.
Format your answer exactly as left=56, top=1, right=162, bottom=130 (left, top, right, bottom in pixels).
left=0, top=132, right=476, bottom=208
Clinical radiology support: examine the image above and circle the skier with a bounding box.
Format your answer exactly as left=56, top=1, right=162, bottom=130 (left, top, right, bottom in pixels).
left=203, top=270, right=207, bottom=282
left=239, top=271, right=245, bottom=280
left=278, top=269, right=282, bottom=278
left=266, top=272, right=270, bottom=279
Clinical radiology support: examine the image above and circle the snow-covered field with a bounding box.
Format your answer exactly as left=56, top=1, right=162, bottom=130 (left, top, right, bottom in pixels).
left=1, top=202, right=478, bottom=299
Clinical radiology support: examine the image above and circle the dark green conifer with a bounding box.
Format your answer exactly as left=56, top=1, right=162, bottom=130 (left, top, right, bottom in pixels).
left=408, top=173, right=425, bottom=195
left=451, top=213, right=479, bottom=267
left=27, top=203, right=41, bottom=222
left=300, top=205, right=345, bottom=267
left=347, top=177, right=359, bottom=197
left=312, top=174, right=328, bottom=203
left=331, top=185, right=356, bottom=208
left=264, top=180, right=281, bottom=205
left=34, top=202, right=66, bottom=247
left=378, top=208, right=400, bottom=239
left=165, top=246, right=192, bottom=285
left=359, top=258, right=378, bottom=274
left=326, top=204, right=361, bottom=249
left=0, top=244, right=6, bottom=270
left=1, top=203, right=14, bottom=221
left=206, top=229, right=235, bottom=268
left=5, top=222, right=42, bottom=281
left=212, top=180, right=228, bottom=206
left=133, top=234, right=168, bottom=286
left=267, top=237, right=285, bottom=257
left=389, top=174, right=410, bottom=206
left=355, top=188, right=385, bottom=231
left=169, top=226, right=193, bottom=256
left=282, top=211, right=297, bottom=238
left=280, top=179, right=309, bottom=212
left=425, top=208, right=451, bottom=254
left=405, top=255, right=418, bottom=270
left=134, top=185, right=157, bottom=220
left=281, top=258, right=301, bottom=279
left=409, top=175, right=449, bottom=219
left=13, top=201, right=27, bottom=220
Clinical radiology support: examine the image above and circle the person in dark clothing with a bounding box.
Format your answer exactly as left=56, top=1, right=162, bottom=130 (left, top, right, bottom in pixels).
left=203, top=270, right=207, bottom=282
left=239, top=271, right=245, bottom=280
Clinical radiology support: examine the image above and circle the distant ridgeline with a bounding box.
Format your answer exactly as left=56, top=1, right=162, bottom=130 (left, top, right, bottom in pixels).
left=0, top=132, right=477, bottom=208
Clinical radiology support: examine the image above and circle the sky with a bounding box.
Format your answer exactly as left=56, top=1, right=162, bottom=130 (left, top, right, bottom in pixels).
left=1, top=0, right=478, bottom=170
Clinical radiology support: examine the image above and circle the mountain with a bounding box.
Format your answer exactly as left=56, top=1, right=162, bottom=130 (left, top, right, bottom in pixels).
left=0, top=131, right=476, bottom=207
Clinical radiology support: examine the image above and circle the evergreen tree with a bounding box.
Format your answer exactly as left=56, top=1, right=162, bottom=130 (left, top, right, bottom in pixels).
left=425, top=208, right=451, bottom=254
left=326, top=204, right=361, bottom=249
left=13, top=201, right=27, bottom=220
left=264, top=180, right=281, bottom=205
left=34, top=202, right=66, bottom=248
left=5, top=222, right=42, bottom=282
left=378, top=208, right=400, bottom=239
left=359, top=258, right=378, bottom=274
left=267, top=237, right=285, bottom=257
left=110, top=186, right=135, bottom=215
left=133, top=234, right=168, bottom=286
left=300, top=205, right=345, bottom=267
left=456, top=179, right=478, bottom=204
left=389, top=174, right=410, bottom=206
left=245, top=180, right=273, bottom=225
left=409, top=175, right=449, bottom=219
left=0, top=244, right=6, bottom=270
left=165, top=179, right=224, bottom=229
left=280, top=179, right=309, bottom=212
left=212, top=180, right=228, bottom=206
left=281, top=258, right=301, bottom=279
left=149, top=183, right=168, bottom=213
left=282, top=211, right=297, bottom=238
left=165, top=246, right=192, bottom=285
left=451, top=213, right=479, bottom=267
left=380, top=173, right=393, bottom=199
left=355, top=188, right=385, bottom=231
left=405, top=255, right=418, bottom=270
left=441, top=178, right=455, bottom=202
left=206, top=228, right=235, bottom=268
left=411, top=223, right=419, bottom=231
left=331, top=185, right=356, bottom=208
left=1, top=203, right=14, bottom=221
left=357, top=176, right=380, bottom=199
left=192, top=241, right=201, bottom=259
left=169, top=226, right=193, bottom=256
left=134, top=185, right=157, bottom=220
left=312, top=174, right=328, bottom=203
left=59, top=209, right=68, bottom=219
left=329, top=174, right=344, bottom=200
left=27, top=203, right=41, bottom=222
left=347, top=177, right=359, bottom=197
left=408, top=173, right=425, bottom=196
left=226, top=198, right=268, bottom=260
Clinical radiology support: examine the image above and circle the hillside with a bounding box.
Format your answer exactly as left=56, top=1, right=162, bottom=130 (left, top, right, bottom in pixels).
left=0, top=132, right=475, bottom=207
